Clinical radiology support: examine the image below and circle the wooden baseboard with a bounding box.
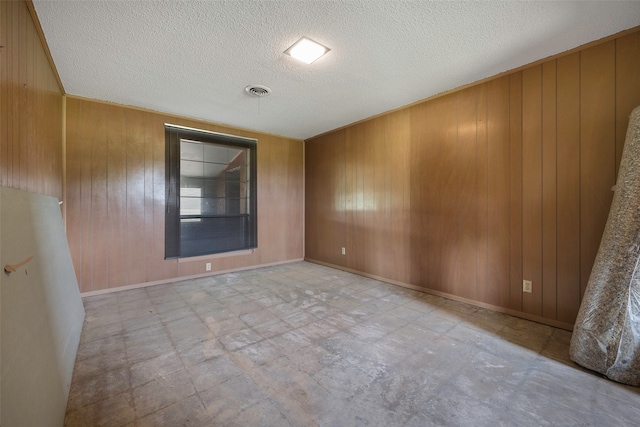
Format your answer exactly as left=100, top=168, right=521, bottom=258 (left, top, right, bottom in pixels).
left=305, top=258, right=574, bottom=331
left=80, top=258, right=304, bottom=297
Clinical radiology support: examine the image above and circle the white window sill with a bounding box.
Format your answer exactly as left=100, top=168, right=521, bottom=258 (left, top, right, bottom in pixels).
left=177, top=249, right=255, bottom=263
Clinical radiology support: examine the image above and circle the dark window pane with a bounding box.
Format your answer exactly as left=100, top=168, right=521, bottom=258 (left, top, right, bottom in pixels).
left=204, top=145, right=230, bottom=164
left=180, top=196, right=202, bottom=216
left=179, top=217, right=249, bottom=256
left=200, top=197, right=226, bottom=215
left=204, top=162, right=227, bottom=179
left=180, top=140, right=203, bottom=161
left=181, top=160, right=203, bottom=178
left=166, top=126, right=257, bottom=259
left=181, top=177, right=203, bottom=189
left=202, top=178, right=226, bottom=197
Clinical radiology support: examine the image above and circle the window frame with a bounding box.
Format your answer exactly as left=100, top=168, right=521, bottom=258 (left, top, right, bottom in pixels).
left=165, top=124, right=257, bottom=259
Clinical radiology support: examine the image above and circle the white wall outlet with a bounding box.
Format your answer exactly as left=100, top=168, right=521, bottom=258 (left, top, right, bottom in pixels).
left=206, top=262, right=212, bottom=271
left=523, top=280, right=532, bottom=293
left=341, top=247, right=346, bottom=255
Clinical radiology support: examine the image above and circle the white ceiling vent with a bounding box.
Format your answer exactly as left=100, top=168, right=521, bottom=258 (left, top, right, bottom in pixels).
left=245, top=85, right=272, bottom=97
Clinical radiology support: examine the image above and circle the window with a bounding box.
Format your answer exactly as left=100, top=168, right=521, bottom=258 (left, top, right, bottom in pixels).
left=165, top=125, right=257, bottom=258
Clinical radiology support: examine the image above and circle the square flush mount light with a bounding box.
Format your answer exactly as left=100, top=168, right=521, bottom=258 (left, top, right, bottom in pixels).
left=284, top=37, right=330, bottom=64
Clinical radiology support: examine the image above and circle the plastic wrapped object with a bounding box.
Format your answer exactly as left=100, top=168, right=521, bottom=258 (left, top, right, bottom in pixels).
left=570, top=105, right=640, bottom=386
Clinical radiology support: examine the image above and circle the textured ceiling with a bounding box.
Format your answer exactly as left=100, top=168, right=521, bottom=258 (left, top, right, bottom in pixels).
left=33, top=1, right=640, bottom=140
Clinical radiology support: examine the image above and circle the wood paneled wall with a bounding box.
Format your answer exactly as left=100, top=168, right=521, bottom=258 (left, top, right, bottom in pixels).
left=0, top=0, right=63, bottom=199
left=305, top=30, right=640, bottom=328
left=66, top=98, right=304, bottom=293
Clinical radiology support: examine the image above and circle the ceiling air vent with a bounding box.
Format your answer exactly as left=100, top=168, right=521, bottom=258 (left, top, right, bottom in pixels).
left=245, top=85, right=272, bottom=97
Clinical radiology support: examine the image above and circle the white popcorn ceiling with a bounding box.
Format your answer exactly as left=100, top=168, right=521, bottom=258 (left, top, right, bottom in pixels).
left=33, top=1, right=640, bottom=140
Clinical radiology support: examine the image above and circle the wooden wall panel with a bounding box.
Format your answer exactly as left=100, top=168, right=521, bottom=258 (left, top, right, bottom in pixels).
left=345, top=122, right=365, bottom=273
left=541, top=61, right=558, bottom=320
left=305, top=130, right=345, bottom=267
left=25, top=13, right=34, bottom=192
left=423, top=98, right=441, bottom=290
left=143, top=111, right=156, bottom=283
left=125, top=109, right=147, bottom=286
left=579, top=42, right=616, bottom=299
left=438, top=95, right=459, bottom=294
left=359, top=121, right=377, bottom=275
left=90, top=102, right=108, bottom=291
left=615, top=32, right=640, bottom=173
left=77, top=99, right=93, bottom=292
left=304, top=135, right=321, bottom=261
left=16, top=1, right=25, bottom=189
left=455, top=87, right=478, bottom=300
left=485, top=76, right=510, bottom=308
left=509, top=72, right=523, bottom=312
left=475, top=84, right=489, bottom=303
left=66, top=98, right=304, bottom=292
left=556, top=53, right=582, bottom=324
left=389, top=111, right=411, bottom=283
left=106, top=105, right=127, bottom=289
left=371, top=117, right=389, bottom=279
left=305, top=28, right=640, bottom=328
left=522, top=66, right=542, bottom=316
left=0, top=0, right=62, bottom=199
left=256, top=133, right=304, bottom=265
left=1, top=1, right=7, bottom=186
left=65, top=97, right=82, bottom=287
left=409, top=103, right=429, bottom=287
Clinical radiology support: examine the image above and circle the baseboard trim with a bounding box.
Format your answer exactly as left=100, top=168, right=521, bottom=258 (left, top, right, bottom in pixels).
left=80, top=258, right=304, bottom=298
left=305, top=258, right=574, bottom=331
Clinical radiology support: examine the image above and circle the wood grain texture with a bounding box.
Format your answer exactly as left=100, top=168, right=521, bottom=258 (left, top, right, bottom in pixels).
left=423, top=97, right=442, bottom=291
left=522, top=66, right=542, bottom=316
left=125, top=108, right=146, bottom=285
left=485, top=76, right=510, bottom=308
left=455, top=87, right=478, bottom=300
left=0, top=0, right=62, bottom=198
left=66, top=97, right=304, bottom=292
left=345, top=122, right=365, bottom=273
left=305, top=129, right=345, bottom=267
left=77, top=100, right=94, bottom=292
left=65, top=96, right=82, bottom=286
left=509, top=72, right=523, bottom=312
left=542, top=60, right=558, bottom=320
left=90, top=101, right=108, bottom=291
left=438, top=94, right=458, bottom=294
left=556, top=53, right=582, bottom=324
left=409, top=103, right=429, bottom=287
left=370, top=117, right=388, bottom=279
left=387, top=110, right=411, bottom=284
left=476, top=83, right=489, bottom=304
left=579, top=41, right=616, bottom=299
left=1, top=0, right=8, bottom=189
left=305, top=28, right=640, bottom=327
left=106, top=104, right=127, bottom=289
left=615, top=32, right=640, bottom=175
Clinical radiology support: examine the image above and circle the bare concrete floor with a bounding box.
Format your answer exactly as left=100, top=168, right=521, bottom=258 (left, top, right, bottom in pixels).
left=64, top=261, right=640, bottom=426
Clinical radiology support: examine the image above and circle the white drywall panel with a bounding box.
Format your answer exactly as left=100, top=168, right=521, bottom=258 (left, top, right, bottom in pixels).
left=0, top=187, right=84, bottom=426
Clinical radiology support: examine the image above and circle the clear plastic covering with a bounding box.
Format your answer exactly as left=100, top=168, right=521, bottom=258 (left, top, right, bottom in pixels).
left=570, top=105, right=640, bottom=386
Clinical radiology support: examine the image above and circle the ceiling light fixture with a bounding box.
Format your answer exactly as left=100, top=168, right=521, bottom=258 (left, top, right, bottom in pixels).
left=284, top=37, right=330, bottom=64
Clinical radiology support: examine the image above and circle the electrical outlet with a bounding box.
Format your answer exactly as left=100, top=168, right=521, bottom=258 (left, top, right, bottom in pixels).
left=341, top=247, right=346, bottom=255
left=206, top=262, right=212, bottom=271
left=523, top=280, right=532, bottom=293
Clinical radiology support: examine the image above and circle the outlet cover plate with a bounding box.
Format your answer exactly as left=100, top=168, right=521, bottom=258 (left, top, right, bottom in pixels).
left=523, top=280, right=532, bottom=293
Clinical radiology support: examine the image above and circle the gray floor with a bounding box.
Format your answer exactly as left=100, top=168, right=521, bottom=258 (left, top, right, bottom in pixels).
left=64, top=261, right=640, bottom=426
